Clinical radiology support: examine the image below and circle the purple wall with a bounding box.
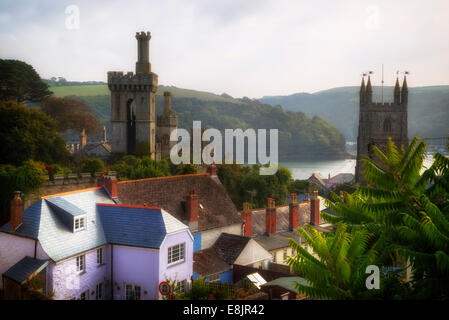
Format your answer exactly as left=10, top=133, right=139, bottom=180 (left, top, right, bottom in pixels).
left=111, top=245, right=160, bottom=300
left=50, top=245, right=110, bottom=300
left=158, top=230, right=193, bottom=297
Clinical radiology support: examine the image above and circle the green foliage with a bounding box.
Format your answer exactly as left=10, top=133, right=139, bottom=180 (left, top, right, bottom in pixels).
left=289, top=179, right=313, bottom=194
left=313, top=137, right=449, bottom=299
left=0, top=59, right=52, bottom=102
left=110, top=155, right=198, bottom=181
left=80, top=158, right=105, bottom=175
left=0, top=160, right=46, bottom=223
left=217, top=163, right=292, bottom=210
left=50, top=85, right=347, bottom=158
left=288, top=223, right=403, bottom=299
left=0, top=101, right=71, bottom=166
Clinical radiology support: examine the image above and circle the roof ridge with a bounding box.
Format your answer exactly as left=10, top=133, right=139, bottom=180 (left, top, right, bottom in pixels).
left=97, top=203, right=162, bottom=210
left=41, top=186, right=103, bottom=199
left=117, top=173, right=209, bottom=184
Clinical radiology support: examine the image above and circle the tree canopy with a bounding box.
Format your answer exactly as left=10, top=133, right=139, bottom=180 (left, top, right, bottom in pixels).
left=0, top=59, right=52, bottom=102
left=40, top=96, right=101, bottom=134
left=0, top=101, right=71, bottom=166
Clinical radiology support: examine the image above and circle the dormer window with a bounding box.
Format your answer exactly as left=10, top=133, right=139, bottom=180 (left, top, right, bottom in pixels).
left=74, top=215, right=87, bottom=232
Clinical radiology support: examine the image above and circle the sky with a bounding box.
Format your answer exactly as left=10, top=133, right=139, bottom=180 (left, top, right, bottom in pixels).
left=1, top=0, right=448, bottom=98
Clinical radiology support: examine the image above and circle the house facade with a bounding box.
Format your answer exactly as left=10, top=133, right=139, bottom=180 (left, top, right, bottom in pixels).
left=0, top=187, right=193, bottom=300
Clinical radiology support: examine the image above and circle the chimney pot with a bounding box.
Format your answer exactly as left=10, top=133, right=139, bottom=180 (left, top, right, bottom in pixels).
left=289, top=194, right=299, bottom=230
left=10, top=191, right=24, bottom=232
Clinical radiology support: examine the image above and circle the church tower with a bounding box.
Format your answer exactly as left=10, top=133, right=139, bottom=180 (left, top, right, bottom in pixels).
left=108, top=31, right=158, bottom=158
left=355, top=74, right=409, bottom=183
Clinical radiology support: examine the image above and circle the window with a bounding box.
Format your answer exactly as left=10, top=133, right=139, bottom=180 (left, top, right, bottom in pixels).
left=75, top=216, right=86, bottom=231
left=80, top=290, right=89, bottom=300
left=272, top=252, right=277, bottom=263
left=208, top=273, right=220, bottom=283
left=283, top=249, right=288, bottom=263
left=97, top=248, right=104, bottom=265
left=168, top=243, right=185, bottom=265
left=383, top=118, right=392, bottom=132
left=125, top=284, right=141, bottom=300
left=76, top=255, right=85, bottom=273
left=175, top=280, right=187, bottom=293
left=96, top=282, right=103, bottom=300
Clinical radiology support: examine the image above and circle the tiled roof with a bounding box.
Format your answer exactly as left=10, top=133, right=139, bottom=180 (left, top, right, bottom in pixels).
left=117, top=174, right=243, bottom=232
left=3, top=256, right=49, bottom=284
left=193, top=247, right=230, bottom=276
left=98, top=204, right=189, bottom=249
left=213, top=233, right=251, bottom=265
left=0, top=200, right=42, bottom=239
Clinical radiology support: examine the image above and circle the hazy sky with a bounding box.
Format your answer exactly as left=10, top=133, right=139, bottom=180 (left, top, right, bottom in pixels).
left=1, top=0, right=448, bottom=98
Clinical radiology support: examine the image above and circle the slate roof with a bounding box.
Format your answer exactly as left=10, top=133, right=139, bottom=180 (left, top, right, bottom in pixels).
left=193, top=247, right=230, bottom=276
left=1, top=187, right=190, bottom=262
left=3, top=257, right=49, bottom=284
left=213, top=233, right=251, bottom=265
left=117, top=174, right=243, bottom=232
left=254, top=231, right=304, bottom=252
left=98, top=204, right=189, bottom=249
left=193, top=233, right=252, bottom=276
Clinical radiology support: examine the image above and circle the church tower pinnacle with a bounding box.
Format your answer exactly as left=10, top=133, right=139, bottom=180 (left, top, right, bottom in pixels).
left=366, top=75, right=373, bottom=103
left=394, top=77, right=401, bottom=105
left=401, top=75, right=408, bottom=105
left=360, top=77, right=366, bottom=105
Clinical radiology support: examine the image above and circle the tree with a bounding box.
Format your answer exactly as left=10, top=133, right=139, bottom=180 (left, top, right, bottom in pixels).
left=287, top=223, right=403, bottom=299
left=320, top=137, right=449, bottom=299
left=40, top=96, right=101, bottom=134
left=80, top=158, right=105, bottom=175
left=0, top=59, right=52, bottom=102
left=0, top=101, right=71, bottom=166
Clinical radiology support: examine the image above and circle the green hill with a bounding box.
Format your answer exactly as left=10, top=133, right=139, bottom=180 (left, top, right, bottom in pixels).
left=260, top=86, right=449, bottom=141
left=49, top=84, right=347, bottom=159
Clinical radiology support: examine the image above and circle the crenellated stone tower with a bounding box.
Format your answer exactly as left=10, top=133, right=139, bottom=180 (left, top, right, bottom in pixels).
left=156, top=91, right=178, bottom=158
left=355, top=75, right=409, bottom=183
left=108, top=31, right=158, bottom=158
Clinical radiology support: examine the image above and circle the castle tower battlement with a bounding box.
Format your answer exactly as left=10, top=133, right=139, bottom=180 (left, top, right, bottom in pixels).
left=108, top=31, right=158, bottom=158
left=355, top=75, right=409, bottom=183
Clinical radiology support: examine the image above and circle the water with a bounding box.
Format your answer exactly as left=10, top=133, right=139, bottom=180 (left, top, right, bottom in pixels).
left=279, top=158, right=356, bottom=180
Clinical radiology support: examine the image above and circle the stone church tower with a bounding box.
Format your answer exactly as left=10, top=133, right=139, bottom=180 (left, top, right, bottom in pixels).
left=355, top=75, right=409, bottom=183
left=108, top=31, right=158, bottom=158
left=156, top=91, right=178, bottom=158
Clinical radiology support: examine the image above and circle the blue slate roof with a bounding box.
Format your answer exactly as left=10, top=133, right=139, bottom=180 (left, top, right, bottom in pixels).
left=98, top=205, right=167, bottom=249
left=0, top=200, right=42, bottom=239
left=1, top=187, right=190, bottom=261
left=3, top=256, right=49, bottom=284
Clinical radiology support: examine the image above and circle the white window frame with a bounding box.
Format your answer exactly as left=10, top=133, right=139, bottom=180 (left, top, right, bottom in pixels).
left=167, top=243, right=185, bottom=266
left=176, top=279, right=187, bottom=293
left=283, top=249, right=288, bottom=263
left=125, top=284, right=141, bottom=300
left=74, top=215, right=87, bottom=232
left=97, top=248, right=104, bottom=265
left=96, top=282, right=103, bottom=300
left=76, top=254, right=85, bottom=273
left=272, top=252, right=277, bottom=263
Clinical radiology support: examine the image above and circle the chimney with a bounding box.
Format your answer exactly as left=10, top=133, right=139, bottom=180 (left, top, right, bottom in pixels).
left=207, top=163, right=217, bottom=176
left=10, top=191, right=23, bottom=232
left=186, top=190, right=199, bottom=232
left=97, top=175, right=118, bottom=198
left=265, top=198, right=276, bottom=235
left=289, top=193, right=299, bottom=231
left=310, top=190, right=320, bottom=225
left=241, top=202, right=252, bottom=236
